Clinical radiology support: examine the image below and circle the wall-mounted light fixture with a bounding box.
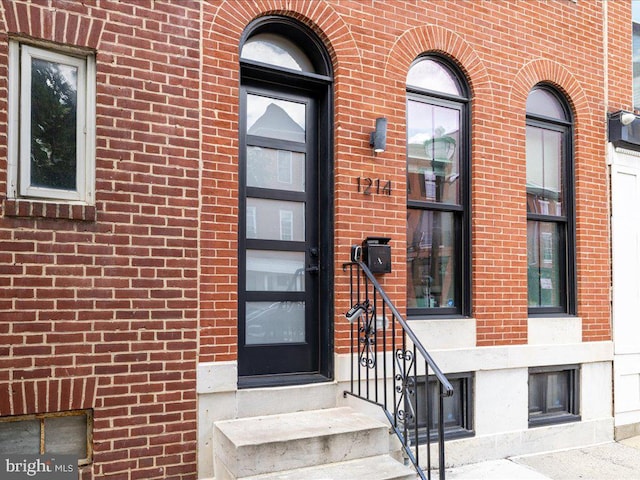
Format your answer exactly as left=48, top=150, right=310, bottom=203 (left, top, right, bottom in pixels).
left=370, top=117, right=387, bottom=153
left=609, top=110, right=640, bottom=147
left=621, top=112, right=636, bottom=126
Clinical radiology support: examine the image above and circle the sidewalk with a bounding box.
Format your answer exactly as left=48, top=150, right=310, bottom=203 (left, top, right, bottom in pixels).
left=445, top=436, right=640, bottom=480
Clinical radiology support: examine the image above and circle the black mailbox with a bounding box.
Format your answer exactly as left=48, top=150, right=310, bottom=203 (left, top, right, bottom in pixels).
left=361, top=237, right=391, bottom=274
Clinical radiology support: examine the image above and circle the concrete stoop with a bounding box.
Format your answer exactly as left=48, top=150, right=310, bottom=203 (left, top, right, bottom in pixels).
left=213, top=406, right=417, bottom=480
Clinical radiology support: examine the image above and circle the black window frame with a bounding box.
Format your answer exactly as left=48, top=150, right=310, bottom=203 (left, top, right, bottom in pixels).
left=406, top=55, right=471, bottom=318
left=526, top=84, right=576, bottom=316
left=528, top=364, right=580, bottom=427
left=407, top=371, right=474, bottom=444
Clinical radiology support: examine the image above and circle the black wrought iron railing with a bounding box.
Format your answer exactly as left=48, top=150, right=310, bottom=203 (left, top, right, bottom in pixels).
left=343, top=255, right=454, bottom=480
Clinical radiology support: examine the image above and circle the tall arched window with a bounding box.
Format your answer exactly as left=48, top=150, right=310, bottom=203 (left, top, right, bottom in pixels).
left=406, top=57, right=471, bottom=317
left=238, top=18, right=334, bottom=384
left=526, top=85, right=575, bottom=314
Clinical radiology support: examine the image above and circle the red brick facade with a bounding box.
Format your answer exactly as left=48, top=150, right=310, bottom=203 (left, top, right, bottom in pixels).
left=202, top=0, right=616, bottom=359
left=0, top=1, right=200, bottom=478
left=0, top=0, right=628, bottom=478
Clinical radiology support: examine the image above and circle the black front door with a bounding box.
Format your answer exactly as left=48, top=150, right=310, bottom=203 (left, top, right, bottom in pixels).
left=238, top=85, right=326, bottom=383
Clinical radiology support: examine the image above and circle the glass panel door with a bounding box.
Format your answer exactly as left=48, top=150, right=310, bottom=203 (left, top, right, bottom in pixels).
left=239, top=89, right=320, bottom=378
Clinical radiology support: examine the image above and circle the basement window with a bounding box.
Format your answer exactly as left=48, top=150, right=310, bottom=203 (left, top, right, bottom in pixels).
left=528, top=365, right=580, bottom=427
left=408, top=372, right=474, bottom=443
left=0, top=410, right=92, bottom=465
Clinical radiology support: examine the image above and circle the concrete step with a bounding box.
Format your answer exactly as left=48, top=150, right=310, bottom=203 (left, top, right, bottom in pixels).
left=240, top=454, right=418, bottom=480
left=214, top=407, right=392, bottom=479
left=236, top=381, right=338, bottom=417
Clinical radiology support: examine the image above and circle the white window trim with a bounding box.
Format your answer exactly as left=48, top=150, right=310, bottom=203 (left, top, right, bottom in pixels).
left=7, top=41, right=96, bottom=204
left=279, top=209, right=293, bottom=241
left=246, top=206, right=257, bottom=238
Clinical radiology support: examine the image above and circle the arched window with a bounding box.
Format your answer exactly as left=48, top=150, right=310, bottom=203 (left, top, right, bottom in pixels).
left=526, top=85, right=575, bottom=314
left=406, top=57, right=470, bottom=317
left=238, top=18, right=334, bottom=384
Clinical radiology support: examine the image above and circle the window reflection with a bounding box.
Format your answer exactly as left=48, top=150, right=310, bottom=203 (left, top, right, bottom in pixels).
left=241, top=33, right=315, bottom=73
left=247, top=147, right=305, bottom=191
left=245, top=301, right=305, bottom=344
left=246, top=198, right=305, bottom=241
left=526, top=127, right=563, bottom=216
left=526, top=89, right=567, bottom=120
left=407, top=210, right=456, bottom=308
left=407, top=59, right=461, bottom=95
left=407, top=100, right=460, bottom=204
left=246, top=249, right=305, bottom=291
left=528, top=367, right=579, bottom=426
left=30, top=58, right=78, bottom=190
left=527, top=221, right=561, bottom=308
left=247, top=94, right=305, bottom=143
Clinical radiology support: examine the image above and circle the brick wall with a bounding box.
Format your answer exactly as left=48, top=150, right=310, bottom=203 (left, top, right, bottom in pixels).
left=0, top=0, right=620, bottom=477
left=201, top=0, right=612, bottom=359
left=0, top=1, right=200, bottom=478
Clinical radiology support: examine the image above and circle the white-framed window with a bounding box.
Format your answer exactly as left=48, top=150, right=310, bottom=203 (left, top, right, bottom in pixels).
left=8, top=41, right=96, bottom=204
left=277, top=150, right=293, bottom=184
left=279, top=209, right=293, bottom=240
left=246, top=206, right=257, bottom=238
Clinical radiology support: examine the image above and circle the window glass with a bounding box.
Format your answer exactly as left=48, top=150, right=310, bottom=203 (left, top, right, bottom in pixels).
left=407, top=210, right=456, bottom=309
left=245, top=301, right=305, bottom=344
left=30, top=57, right=78, bottom=190
left=407, top=373, right=474, bottom=443
left=245, top=250, right=305, bottom=291
left=407, top=100, right=460, bottom=204
left=526, top=126, right=563, bottom=216
left=241, top=33, right=315, bottom=73
left=246, top=147, right=305, bottom=191
left=526, top=89, right=567, bottom=120
left=246, top=199, right=305, bottom=241
left=529, top=367, right=579, bottom=426
left=527, top=221, right=562, bottom=308
left=407, top=59, right=461, bottom=95
left=247, top=94, right=306, bottom=143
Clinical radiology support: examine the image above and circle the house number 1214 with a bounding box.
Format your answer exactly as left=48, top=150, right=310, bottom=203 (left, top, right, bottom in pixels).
left=357, top=177, right=392, bottom=196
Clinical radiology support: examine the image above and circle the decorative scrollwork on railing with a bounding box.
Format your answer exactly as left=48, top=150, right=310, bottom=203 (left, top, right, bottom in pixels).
left=358, top=304, right=376, bottom=368
left=343, top=259, right=453, bottom=480
left=394, top=348, right=416, bottom=427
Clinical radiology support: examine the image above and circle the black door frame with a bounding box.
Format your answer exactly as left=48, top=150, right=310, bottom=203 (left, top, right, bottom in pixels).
left=237, top=60, right=333, bottom=388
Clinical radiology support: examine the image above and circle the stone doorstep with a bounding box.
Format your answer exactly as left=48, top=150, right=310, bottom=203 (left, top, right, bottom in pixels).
left=214, top=407, right=394, bottom=478
left=240, top=454, right=418, bottom=480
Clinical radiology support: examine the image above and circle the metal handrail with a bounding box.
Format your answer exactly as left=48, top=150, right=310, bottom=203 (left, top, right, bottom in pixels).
left=343, top=258, right=453, bottom=480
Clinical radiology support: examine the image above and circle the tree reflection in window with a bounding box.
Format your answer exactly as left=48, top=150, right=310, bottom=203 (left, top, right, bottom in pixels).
left=30, top=58, right=78, bottom=191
